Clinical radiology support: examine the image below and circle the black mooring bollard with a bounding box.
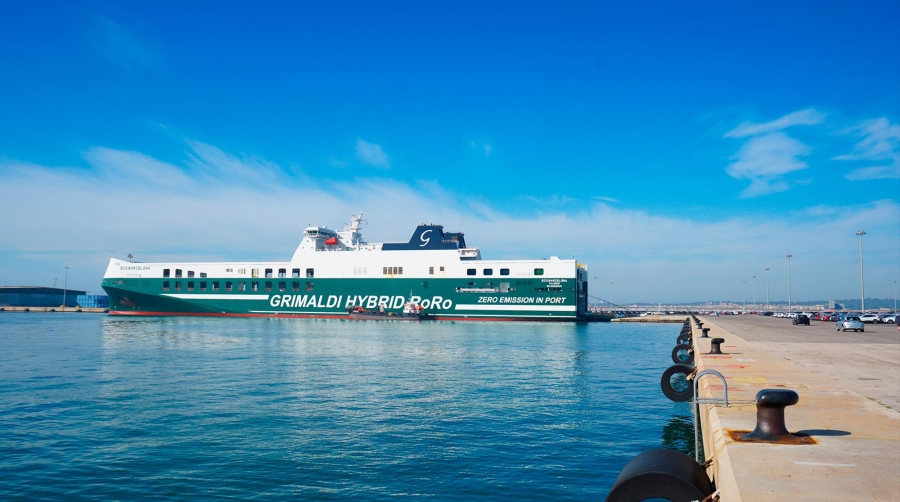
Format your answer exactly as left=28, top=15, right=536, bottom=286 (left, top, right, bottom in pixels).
left=697, top=321, right=703, bottom=329
left=708, top=338, right=724, bottom=354
left=740, top=389, right=799, bottom=442
left=701, top=327, right=710, bottom=338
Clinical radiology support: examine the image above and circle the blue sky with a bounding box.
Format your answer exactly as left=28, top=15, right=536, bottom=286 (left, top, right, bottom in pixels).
left=1, top=1, right=898, bottom=304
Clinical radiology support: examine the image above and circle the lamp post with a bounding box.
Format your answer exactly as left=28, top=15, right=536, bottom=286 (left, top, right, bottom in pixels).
left=752, top=275, right=757, bottom=310
left=63, top=266, right=70, bottom=308
left=742, top=281, right=746, bottom=314
left=765, top=268, right=770, bottom=311
left=856, top=230, right=866, bottom=312
left=893, top=280, right=896, bottom=314
left=786, top=255, right=793, bottom=313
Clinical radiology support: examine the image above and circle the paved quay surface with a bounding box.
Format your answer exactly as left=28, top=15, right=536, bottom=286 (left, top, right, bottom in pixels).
left=692, top=315, right=900, bottom=501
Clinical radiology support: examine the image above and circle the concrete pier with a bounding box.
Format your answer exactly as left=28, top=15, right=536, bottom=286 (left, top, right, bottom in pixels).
left=0, top=306, right=107, bottom=313
left=692, top=316, right=899, bottom=501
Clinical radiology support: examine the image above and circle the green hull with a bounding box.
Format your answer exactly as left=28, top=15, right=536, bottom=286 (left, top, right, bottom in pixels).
left=102, top=276, right=594, bottom=321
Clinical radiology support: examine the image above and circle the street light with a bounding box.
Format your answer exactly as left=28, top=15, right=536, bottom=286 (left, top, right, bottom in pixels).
left=752, top=275, right=757, bottom=310
left=742, top=281, right=746, bottom=314
left=856, top=230, right=866, bottom=312
left=63, top=266, right=70, bottom=308
left=765, top=268, right=770, bottom=311
left=786, top=255, right=793, bottom=313
left=893, top=280, right=897, bottom=314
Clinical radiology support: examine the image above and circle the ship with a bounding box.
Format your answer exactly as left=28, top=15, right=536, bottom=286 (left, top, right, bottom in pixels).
left=102, top=213, right=607, bottom=322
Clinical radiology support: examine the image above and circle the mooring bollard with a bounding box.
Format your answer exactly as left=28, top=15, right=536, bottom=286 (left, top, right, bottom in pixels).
left=697, top=321, right=703, bottom=329
left=708, top=338, right=724, bottom=354
left=740, top=389, right=799, bottom=442
left=701, top=327, right=710, bottom=338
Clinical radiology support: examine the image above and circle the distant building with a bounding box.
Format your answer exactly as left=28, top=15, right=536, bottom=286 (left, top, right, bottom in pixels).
left=0, top=286, right=87, bottom=307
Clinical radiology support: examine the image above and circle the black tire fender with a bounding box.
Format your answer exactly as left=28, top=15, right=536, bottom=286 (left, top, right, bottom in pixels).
left=671, top=344, right=694, bottom=365
left=606, top=448, right=713, bottom=502
left=660, top=364, right=695, bottom=402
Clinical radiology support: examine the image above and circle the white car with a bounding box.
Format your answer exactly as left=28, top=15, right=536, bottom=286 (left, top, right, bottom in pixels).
left=859, top=314, right=880, bottom=323
left=837, top=316, right=865, bottom=332
left=881, top=314, right=896, bottom=324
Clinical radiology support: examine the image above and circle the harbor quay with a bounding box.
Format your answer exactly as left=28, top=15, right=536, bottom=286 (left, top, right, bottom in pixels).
left=691, top=315, right=899, bottom=501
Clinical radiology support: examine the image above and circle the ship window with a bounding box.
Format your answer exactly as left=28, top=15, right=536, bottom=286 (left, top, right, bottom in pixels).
left=188, top=271, right=195, bottom=278
left=251, top=281, right=258, bottom=292
left=200, top=281, right=207, bottom=291
left=278, top=281, right=286, bottom=292
left=429, top=267, right=434, bottom=275
left=265, top=268, right=273, bottom=278
left=383, top=267, right=388, bottom=275
left=467, top=269, right=476, bottom=276
left=175, top=269, right=182, bottom=278
left=212, top=281, right=220, bottom=291
left=226, top=268, right=233, bottom=273
left=534, top=268, right=544, bottom=276
left=440, top=266, right=444, bottom=272
left=238, top=268, right=246, bottom=275
left=306, top=282, right=314, bottom=292
left=264, top=282, right=272, bottom=292
left=163, top=281, right=170, bottom=291
left=306, top=268, right=314, bottom=278
left=200, top=272, right=207, bottom=278
left=225, top=281, right=232, bottom=292
left=500, top=269, right=510, bottom=276
left=163, top=269, right=170, bottom=278
left=399, top=267, right=403, bottom=274
left=187, top=281, right=194, bottom=291
left=468, top=282, right=475, bottom=286
left=292, top=281, right=300, bottom=292
left=238, top=282, right=246, bottom=291
left=292, top=268, right=300, bottom=278
left=278, top=268, right=286, bottom=278
left=484, top=268, right=493, bottom=276
left=175, top=281, right=182, bottom=290
left=500, top=282, right=510, bottom=293
left=251, top=268, right=259, bottom=278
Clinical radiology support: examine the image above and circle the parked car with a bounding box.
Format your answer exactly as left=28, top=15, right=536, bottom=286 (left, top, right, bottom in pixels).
left=792, top=314, right=810, bottom=326
left=837, top=316, right=865, bottom=332
left=859, top=313, right=880, bottom=323
left=881, top=314, right=897, bottom=324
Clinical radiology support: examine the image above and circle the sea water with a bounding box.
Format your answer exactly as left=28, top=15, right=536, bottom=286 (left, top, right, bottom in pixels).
left=0, top=315, right=693, bottom=500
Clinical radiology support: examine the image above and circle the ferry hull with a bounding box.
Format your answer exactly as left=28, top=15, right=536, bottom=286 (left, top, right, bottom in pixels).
left=102, top=277, right=589, bottom=322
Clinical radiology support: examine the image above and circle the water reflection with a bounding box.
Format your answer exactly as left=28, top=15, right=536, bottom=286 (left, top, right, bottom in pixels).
left=660, top=405, right=696, bottom=457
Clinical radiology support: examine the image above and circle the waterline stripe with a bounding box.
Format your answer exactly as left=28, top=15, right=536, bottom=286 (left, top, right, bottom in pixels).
left=163, top=294, right=270, bottom=300
left=455, top=304, right=576, bottom=312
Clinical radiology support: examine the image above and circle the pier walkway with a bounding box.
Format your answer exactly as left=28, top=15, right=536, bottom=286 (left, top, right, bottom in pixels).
left=693, top=315, right=899, bottom=501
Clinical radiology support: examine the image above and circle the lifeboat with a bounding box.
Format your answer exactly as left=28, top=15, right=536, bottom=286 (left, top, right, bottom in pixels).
left=325, top=237, right=338, bottom=245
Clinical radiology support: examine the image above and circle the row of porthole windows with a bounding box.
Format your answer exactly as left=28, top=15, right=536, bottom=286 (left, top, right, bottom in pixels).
left=161, top=267, right=545, bottom=279
left=163, top=281, right=315, bottom=292
left=164, top=268, right=315, bottom=279
left=466, top=268, right=544, bottom=277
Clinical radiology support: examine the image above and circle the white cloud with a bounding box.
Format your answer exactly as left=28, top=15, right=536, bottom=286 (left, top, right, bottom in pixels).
left=844, top=166, right=900, bottom=180
left=723, top=109, right=823, bottom=197
left=329, top=156, right=348, bottom=169
left=355, top=139, right=390, bottom=168
left=725, top=109, right=825, bottom=138
left=1, top=141, right=898, bottom=303
left=834, top=117, right=900, bottom=181
left=592, top=196, right=620, bottom=203
left=86, top=12, right=162, bottom=72
left=725, top=132, right=811, bottom=197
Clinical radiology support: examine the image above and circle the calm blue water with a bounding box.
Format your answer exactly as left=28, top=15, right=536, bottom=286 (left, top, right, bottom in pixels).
left=0, top=315, right=693, bottom=500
